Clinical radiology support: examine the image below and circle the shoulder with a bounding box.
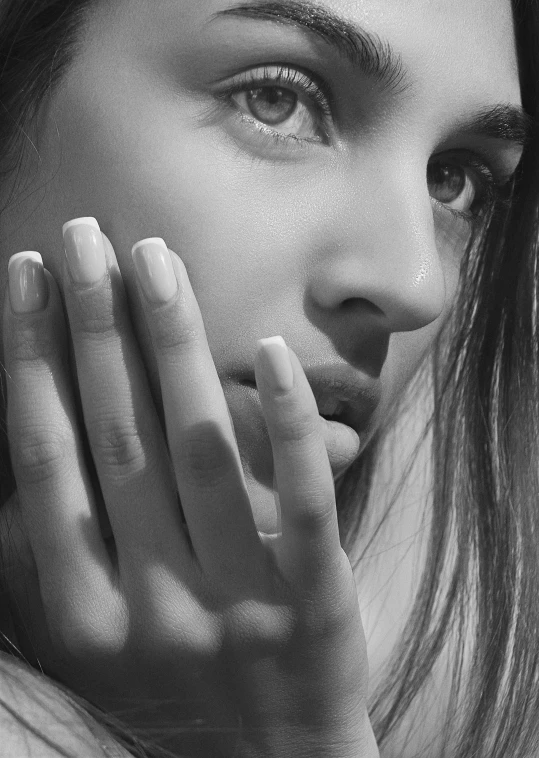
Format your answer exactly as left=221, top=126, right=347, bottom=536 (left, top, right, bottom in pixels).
left=0, top=652, right=133, bottom=757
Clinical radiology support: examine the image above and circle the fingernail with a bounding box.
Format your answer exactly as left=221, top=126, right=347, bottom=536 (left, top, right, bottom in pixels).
left=63, top=216, right=106, bottom=286
left=257, top=336, right=294, bottom=392
left=8, top=252, right=49, bottom=314
left=131, top=237, right=177, bottom=304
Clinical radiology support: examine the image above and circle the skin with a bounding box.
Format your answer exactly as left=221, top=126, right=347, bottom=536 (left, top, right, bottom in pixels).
left=0, top=0, right=522, bottom=530
left=0, top=0, right=523, bottom=755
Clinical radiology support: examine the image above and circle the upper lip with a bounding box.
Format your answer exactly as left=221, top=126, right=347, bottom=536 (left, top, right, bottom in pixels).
left=246, top=362, right=381, bottom=438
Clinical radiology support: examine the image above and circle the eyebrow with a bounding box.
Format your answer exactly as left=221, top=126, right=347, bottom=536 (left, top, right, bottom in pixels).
left=458, top=104, right=533, bottom=148
left=216, top=0, right=534, bottom=148
left=215, top=0, right=407, bottom=93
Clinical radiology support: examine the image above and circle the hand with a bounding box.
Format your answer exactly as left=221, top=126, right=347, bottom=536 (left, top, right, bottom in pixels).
left=2, top=219, right=379, bottom=758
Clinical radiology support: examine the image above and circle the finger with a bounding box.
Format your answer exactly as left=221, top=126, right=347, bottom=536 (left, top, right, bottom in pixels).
left=254, top=336, right=343, bottom=589
left=131, top=238, right=262, bottom=580
left=61, top=218, right=190, bottom=571
left=3, top=252, right=116, bottom=620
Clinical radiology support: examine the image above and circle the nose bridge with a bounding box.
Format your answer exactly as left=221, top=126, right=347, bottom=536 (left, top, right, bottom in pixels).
left=315, top=158, right=446, bottom=333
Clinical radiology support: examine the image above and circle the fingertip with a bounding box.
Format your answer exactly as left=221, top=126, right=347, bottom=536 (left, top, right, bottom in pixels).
left=256, top=336, right=294, bottom=393
left=131, top=237, right=167, bottom=257
left=131, top=238, right=177, bottom=304
left=7, top=252, right=49, bottom=315
left=62, top=217, right=100, bottom=236
left=8, top=251, right=43, bottom=270
left=257, top=335, right=287, bottom=351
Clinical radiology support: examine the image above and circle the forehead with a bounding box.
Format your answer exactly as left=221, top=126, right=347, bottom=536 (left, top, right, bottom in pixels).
left=87, top=1, right=521, bottom=102
left=325, top=0, right=520, bottom=103
left=67, top=0, right=524, bottom=142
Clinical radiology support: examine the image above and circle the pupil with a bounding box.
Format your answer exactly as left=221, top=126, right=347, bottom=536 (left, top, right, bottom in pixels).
left=428, top=163, right=466, bottom=203
left=246, top=87, right=297, bottom=125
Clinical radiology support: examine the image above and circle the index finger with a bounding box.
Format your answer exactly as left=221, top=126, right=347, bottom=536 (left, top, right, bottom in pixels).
left=254, top=337, right=345, bottom=588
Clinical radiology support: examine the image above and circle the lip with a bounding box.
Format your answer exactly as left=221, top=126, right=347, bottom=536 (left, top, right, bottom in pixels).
left=302, top=363, right=381, bottom=438
left=241, top=361, right=381, bottom=475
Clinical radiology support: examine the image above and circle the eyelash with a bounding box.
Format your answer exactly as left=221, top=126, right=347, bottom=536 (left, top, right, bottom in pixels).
left=216, top=64, right=333, bottom=145
left=215, top=65, right=513, bottom=224
left=431, top=155, right=511, bottom=227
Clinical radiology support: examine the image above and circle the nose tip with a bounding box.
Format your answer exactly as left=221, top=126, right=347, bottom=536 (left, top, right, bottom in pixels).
left=312, top=242, right=446, bottom=335
left=383, top=248, right=446, bottom=332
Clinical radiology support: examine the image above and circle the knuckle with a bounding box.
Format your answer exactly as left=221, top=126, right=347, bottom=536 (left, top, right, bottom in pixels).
left=7, top=320, right=62, bottom=366
left=89, top=417, right=148, bottom=477
left=70, top=306, right=117, bottom=341
left=67, top=282, right=121, bottom=342
left=177, top=426, right=234, bottom=488
left=299, top=594, right=352, bottom=643
left=226, top=601, right=296, bottom=655
left=144, top=611, right=220, bottom=660
left=151, top=309, right=201, bottom=354
left=128, top=578, right=221, bottom=659
left=48, top=588, right=128, bottom=660
left=275, top=404, right=319, bottom=445
left=10, top=425, right=68, bottom=484
left=177, top=621, right=221, bottom=659
left=289, top=501, right=335, bottom=535
left=58, top=608, right=127, bottom=659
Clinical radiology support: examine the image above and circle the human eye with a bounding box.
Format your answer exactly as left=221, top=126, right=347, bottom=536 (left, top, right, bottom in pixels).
left=427, top=153, right=511, bottom=226
left=214, top=64, right=333, bottom=146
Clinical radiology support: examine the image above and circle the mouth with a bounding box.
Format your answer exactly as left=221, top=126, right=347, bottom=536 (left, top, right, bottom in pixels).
left=317, top=402, right=349, bottom=425
left=305, top=363, right=381, bottom=438
left=240, top=362, right=380, bottom=475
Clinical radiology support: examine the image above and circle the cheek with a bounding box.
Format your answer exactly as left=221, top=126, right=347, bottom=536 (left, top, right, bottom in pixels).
left=382, top=321, right=440, bottom=401
left=434, top=208, right=472, bottom=300
left=50, top=106, right=319, bottom=389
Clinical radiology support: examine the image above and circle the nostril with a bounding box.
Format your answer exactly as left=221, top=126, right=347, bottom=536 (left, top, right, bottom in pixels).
left=341, top=298, right=384, bottom=317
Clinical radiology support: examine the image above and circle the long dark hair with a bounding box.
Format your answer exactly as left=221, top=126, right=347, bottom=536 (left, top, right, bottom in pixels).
left=1, top=1, right=539, bottom=757
left=338, top=2, right=539, bottom=755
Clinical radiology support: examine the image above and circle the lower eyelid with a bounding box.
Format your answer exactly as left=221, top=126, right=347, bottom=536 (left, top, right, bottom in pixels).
left=225, top=91, right=326, bottom=145
left=431, top=197, right=475, bottom=227
left=227, top=107, right=311, bottom=155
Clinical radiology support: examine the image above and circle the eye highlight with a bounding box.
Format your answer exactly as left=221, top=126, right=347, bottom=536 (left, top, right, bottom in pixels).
left=216, top=64, right=332, bottom=145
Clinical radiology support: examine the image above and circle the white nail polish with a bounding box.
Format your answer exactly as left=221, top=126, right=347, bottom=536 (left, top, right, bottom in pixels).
left=62, top=216, right=100, bottom=236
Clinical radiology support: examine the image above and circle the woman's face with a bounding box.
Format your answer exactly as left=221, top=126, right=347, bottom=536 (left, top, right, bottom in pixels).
left=0, top=0, right=523, bottom=531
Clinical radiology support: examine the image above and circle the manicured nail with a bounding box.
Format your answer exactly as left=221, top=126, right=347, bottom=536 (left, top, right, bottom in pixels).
left=62, top=216, right=106, bottom=286
left=257, top=336, right=294, bottom=392
left=131, top=238, right=177, bottom=304
left=8, top=252, right=49, bottom=314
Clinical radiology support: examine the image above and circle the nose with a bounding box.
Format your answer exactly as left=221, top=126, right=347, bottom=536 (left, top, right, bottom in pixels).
left=309, top=164, right=446, bottom=333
